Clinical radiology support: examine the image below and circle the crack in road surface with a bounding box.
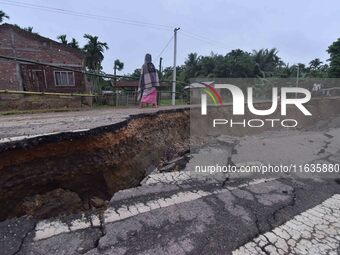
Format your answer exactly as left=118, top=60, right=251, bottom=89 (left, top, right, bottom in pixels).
left=232, top=194, right=340, bottom=255
left=33, top=178, right=275, bottom=241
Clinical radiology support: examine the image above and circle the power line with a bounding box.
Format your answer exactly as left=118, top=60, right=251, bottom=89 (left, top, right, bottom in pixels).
left=180, top=30, right=230, bottom=51
left=2, top=0, right=233, bottom=52
left=0, top=55, right=190, bottom=86
left=1, top=0, right=172, bottom=29
left=2, top=0, right=231, bottom=49
left=0, top=0, right=173, bottom=31
left=156, top=35, right=173, bottom=60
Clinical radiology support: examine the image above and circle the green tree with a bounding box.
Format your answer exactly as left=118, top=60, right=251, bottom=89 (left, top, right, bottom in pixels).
left=23, top=26, right=33, bottom=32
left=57, top=34, right=68, bottom=45
left=197, top=54, right=216, bottom=77
left=309, top=58, right=323, bottom=70
left=252, top=48, right=280, bottom=77
left=307, top=58, right=328, bottom=78
left=13, top=24, right=36, bottom=34
left=131, top=68, right=141, bottom=79
left=288, top=63, right=307, bottom=79
left=82, top=35, right=109, bottom=93
left=213, top=54, right=228, bottom=77
left=183, top=53, right=200, bottom=79
left=225, top=49, right=255, bottom=77
left=113, top=59, right=124, bottom=85
left=0, top=10, right=9, bottom=23
left=114, top=59, right=124, bottom=74
left=83, top=34, right=109, bottom=71
left=327, top=38, right=340, bottom=77
left=68, top=38, right=80, bottom=49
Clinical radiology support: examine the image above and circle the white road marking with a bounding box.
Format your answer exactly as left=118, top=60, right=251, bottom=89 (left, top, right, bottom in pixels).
left=33, top=178, right=275, bottom=241
left=143, top=162, right=264, bottom=186
left=35, top=220, right=69, bottom=241
left=90, top=215, right=101, bottom=227
left=0, top=133, right=59, bottom=143
left=143, top=172, right=193, bottom=185
left=232, top=194, right=340, bottom=255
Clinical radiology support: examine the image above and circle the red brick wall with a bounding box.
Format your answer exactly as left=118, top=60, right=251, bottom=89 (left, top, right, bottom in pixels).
left=20, top=64, right=86, bottom=93
left=0, top=27, right=12, bottom=48
left=12, top=31, right=83, bottom=65
left=0, top=61, right=19, bottom=90
left=0, top=24, right=86, bottom=91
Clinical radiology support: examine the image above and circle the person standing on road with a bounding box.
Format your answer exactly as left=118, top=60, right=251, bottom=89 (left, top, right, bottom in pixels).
left=138, top=53, right=160, bottom=108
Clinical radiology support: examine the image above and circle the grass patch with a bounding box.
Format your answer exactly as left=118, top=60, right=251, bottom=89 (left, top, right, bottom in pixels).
left=159, top=98, right=187, bottom=106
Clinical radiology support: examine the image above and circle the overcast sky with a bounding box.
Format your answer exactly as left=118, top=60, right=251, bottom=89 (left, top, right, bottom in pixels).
left=1, top=0, right=340, bottom=74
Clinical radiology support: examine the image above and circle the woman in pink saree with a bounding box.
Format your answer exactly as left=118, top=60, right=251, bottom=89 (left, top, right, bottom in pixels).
left=138, top=54, right=159, bottom=108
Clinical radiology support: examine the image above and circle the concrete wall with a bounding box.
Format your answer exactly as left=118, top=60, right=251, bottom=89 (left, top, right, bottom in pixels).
left=0, top=94, right=86, bottom=112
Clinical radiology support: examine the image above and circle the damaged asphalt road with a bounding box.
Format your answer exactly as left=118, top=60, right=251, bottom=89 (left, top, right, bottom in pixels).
left=0, top=106, right=188, bottom=140
left=1, top=176, right=339, bottom=255
left=1, top=109, right=340, bottom=254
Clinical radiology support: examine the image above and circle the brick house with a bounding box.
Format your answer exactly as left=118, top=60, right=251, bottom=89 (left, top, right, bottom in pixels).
left=0, top=24, right=87, bottom=93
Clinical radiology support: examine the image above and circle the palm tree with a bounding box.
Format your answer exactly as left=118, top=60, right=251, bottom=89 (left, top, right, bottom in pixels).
left=114, top=59, right=124, bottom=72
left=184, top=53, right=199, bottom=78
left=252, top=48, right=280, bottom=77
left=114, top=59, right=124, bottom=75
left=83, top=34, right=109, bottom=71
left=113, top=59, right=124, bottom=86
left=68, top=38, right=79, bottom=49
left=0, top=10, right=9, bottom=23
left=57, top=34, right=68, bottom=45
left=309, top=58, right=322, bottom=70
left=24, top=26, right=33, bottom=32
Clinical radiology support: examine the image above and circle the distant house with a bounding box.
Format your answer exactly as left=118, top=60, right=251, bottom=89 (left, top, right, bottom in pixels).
left=0, top=24, right=87, bottom=93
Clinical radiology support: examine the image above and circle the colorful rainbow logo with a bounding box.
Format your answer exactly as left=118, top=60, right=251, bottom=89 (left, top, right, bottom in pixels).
left=200, top=82, right=223, bottom=106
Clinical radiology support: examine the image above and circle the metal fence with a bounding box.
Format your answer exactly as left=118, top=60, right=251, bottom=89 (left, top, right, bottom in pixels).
left=0, top=89, right=188, bottom=112
left=94, top=90, right=187, bottom=107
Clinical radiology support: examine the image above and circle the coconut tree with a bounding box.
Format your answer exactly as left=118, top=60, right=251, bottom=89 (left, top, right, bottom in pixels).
left=252, top=48, right=280, bottom=77
left=184, top=53, right=200, bottom=78
left=113, top=59, right=124, bottom=84
left=57, top=34, right=68, bottom=45
left=68, top=38, right=79, bottom=49
left=114, top=59, right=124, bottom=73
left=0, top=10, right=9, bottom=23
left=309, top=58, right=323, bottom=70
left=24, top=26, right=33, bottom=33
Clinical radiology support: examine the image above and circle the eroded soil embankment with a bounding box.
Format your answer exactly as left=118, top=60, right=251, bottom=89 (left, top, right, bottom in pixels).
left=0, top=109, right=190, bottom=220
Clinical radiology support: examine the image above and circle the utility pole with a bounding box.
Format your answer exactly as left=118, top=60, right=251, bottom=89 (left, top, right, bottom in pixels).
left=159, top=57, right=163, bottom=78
left=172, top=27, right=180, bottom=106
left=113, top=63, right=118, bottom=106
left=113, top=65, right=117, bottom=86
left=296, top=64, right=300, bottom=98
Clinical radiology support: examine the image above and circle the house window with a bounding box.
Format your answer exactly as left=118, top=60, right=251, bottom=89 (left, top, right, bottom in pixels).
left=54, top=71, right=75, bottom=86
